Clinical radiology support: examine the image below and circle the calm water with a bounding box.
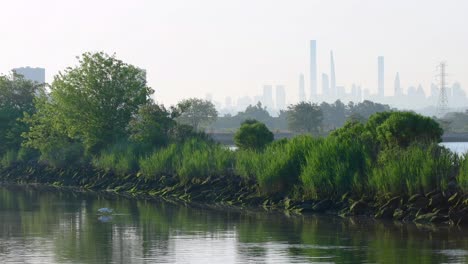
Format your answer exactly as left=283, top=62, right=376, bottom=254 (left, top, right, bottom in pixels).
left=1, top=186, right=468, bottom=263
left=441, top=142, right=468, bottom=155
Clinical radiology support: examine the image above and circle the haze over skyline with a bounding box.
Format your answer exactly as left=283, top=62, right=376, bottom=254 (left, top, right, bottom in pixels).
left=1, top=0, right=467, bottom=106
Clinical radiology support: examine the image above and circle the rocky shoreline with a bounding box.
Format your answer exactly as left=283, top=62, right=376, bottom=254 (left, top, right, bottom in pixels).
left=1, top=163, right=468, bottom=226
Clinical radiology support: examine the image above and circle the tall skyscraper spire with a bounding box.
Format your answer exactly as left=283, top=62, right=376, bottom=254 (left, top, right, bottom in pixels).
left=298, top=73, right=306, bottom=102
left=394, top=72, right=401, bottom=96
left=378, top=56, right=385, bottom=97
left=310, top=40, right=317, bottom=100
left=330, top=51, right=336, bottom=98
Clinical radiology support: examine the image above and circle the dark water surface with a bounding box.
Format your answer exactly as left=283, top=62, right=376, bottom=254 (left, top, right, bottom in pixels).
left=1, top=186, right=468, bottom=264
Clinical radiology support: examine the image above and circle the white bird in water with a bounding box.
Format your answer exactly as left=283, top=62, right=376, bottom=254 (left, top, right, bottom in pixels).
left=97, top=208, right=113, bottom=214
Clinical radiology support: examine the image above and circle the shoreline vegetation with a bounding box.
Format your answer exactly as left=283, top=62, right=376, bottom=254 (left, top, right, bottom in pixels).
left=2, top=52, right=468, bottom=226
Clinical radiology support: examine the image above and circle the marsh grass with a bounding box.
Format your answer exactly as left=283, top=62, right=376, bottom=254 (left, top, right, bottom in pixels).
left=92, top=142, right=139, bottom=175
left=300, top=137, right=370, bottom=199
left=370, top=144, right=457, bottom=196
left=139, top=138, right=234, bottom=182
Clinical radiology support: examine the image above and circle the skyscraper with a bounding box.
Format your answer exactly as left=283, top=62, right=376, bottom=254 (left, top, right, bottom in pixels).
left=262, top=85, right=274, bottom=110
left=394, top=72, right=401, bottom=96
left=330, top=51, right=336, bottom=98
left=322, top=73, right=329, bottom=98
left=12, top=67, right=45, bottom=83
left=310, top=40, right=317, bottom=100
left=275, top=85, right=286, bottom=110
left=378, top=56, right=384, bottom=97
left=298, top=74, right=306, bottom=102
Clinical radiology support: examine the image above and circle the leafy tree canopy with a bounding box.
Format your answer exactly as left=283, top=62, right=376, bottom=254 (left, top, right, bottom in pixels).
left=176, top=98, right=218, bottom=131
left=23, top=52, right=153, bottom=154
left=287, top=102, right=323, bottom=134
left=234, top=119, right=274, bottom=150
left=0, top=73, right=42, bottom=154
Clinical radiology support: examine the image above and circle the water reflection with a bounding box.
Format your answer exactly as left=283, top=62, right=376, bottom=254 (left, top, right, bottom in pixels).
left=0, top=185, right=467, bottom=263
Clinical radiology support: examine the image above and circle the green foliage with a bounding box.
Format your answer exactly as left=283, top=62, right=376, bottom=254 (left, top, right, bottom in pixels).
left=300, top=137, right=370, bottom=199
left=139, top=144, right=179, bottom=177
left=23, top=52, right=153, bottom=155
left=256, top=135, right=319, bottom=194
left=0, top=149, right=18, bottom=168
left=0, top=73, right=41, bottom=155
left=92, top=143, right=139, bottom=175
left=456, top=154, right=468, bottom=192
left=234, top=119, right=274, bottom=150
left=176, top=98, right=218, bottom=131
left=129, top=103, right=175, bottom=149
left=234, top=149, right=262, bottom=179
left=139, top=138, right=233, bottom=182
left=287, top=102, right=323, bottom=134
left=370, top=144, right=457, bottom=196
left=375, top=112, right=443, bottom=148
left=38, top=142, right=85, bottom=168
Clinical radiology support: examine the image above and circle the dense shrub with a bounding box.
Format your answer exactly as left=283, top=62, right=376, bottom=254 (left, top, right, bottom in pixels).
left=138, top=138, right=234, bottom=182
left=370, top=144, right=457, bottom=196
left=255, top=135, right=319, bottom=194
left=234, top=119, right=274, bottom=150
left=139, top=144, right=179, bottom=178
left=92, top=143, right=139, bottom=175
left=300, top=137, right=370, bottom=199
left=0, top=149, right=17, bottom=168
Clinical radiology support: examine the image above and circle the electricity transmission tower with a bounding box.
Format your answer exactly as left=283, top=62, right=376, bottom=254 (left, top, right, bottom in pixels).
left=436, top=62, right=449, bottom=117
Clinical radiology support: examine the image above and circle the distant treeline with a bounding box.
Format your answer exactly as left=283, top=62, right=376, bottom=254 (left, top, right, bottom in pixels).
left=210, top=100, right=392, bottom=132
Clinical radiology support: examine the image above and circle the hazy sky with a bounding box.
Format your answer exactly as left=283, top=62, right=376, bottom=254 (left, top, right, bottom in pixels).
left=1, top=0, right=467, bottom=105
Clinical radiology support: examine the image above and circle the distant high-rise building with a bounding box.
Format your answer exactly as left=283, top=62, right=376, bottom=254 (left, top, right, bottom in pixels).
left=310, top=40, right=317, bottom=100
left=322, top=73, right=330, bottom=98
left=378, top=56, right=384, bottom=97
left=12, top=67, right=45, bottom=84
left=205, top=93, right=213, bottom=102
left=275, top=85, right=286, bottom=110
left=330, top=51, right=336, bottom=98
left=262, top=85, right=274, bottom=110
left=394, top=72, right=401, bottom=96
left=298, top=74, right=306, bottom=102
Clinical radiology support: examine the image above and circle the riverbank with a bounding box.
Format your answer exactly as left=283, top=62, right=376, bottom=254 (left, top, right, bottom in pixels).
left=2, top=163, right=468, bottom=226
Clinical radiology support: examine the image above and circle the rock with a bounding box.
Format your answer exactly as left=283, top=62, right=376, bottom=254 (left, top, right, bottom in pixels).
left=429, top=193, right=445, bottom=208
left=408, top=194, right=424, bottom=203
left=448, top=192, right=460, bottom=205
left=414, top=212, right=437, bottom=224
left=448, top=180, right=458, bottom=192
left=426, top=190, right=439, bottom=198
left=375, top=207, right=394, bottom=219
left=393, top=208, right=407, bottom=220
left=410, top=196, right=429, bottom=209
left=350, top=201, right=368, bottom=215
left=430, top=215, right=449, bottom=223
left=381, top=196, right=401, bottom=210
left=312, top=199, right=334, bottom=212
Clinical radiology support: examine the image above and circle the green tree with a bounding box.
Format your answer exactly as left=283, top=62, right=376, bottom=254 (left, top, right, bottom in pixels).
left=128, top=103, right=175, bottom=149
left=287, top=102, right=323, bottom=134
left=375, top=111, right=443, bottom=148
left=176, top=98, right=218, bottom=131
left=0, top=73, right=41, bottom=154
left=23, top=52, right=153, bottom=154
left=234, top=119, right=274, bottom=150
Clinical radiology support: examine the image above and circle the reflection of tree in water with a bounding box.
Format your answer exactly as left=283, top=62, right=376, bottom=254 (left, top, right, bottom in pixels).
left=2, top=186, right=468, bottom=263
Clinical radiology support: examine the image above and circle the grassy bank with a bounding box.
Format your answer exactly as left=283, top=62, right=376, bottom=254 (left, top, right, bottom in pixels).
left=2, top=111, right=468, bottom=225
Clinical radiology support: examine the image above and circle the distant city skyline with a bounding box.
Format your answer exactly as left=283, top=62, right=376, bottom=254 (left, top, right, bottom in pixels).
left=1, top=0, right=467, bottom=107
